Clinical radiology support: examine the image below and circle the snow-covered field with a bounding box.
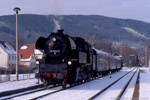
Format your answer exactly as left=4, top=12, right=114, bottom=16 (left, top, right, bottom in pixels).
left=0, top=67, right=150, bottom=100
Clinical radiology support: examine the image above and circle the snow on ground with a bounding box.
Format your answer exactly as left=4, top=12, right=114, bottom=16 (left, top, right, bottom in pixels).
left=120, top=69, right=139, bottom=100
left=94, top=69, right=137, bottom=100
left=140, top=67, right=150, bottom=100
left=10, top=86, right=61, bottom=100
left=38, top=68, right=134, bottom=100
left=0, top=67, right=128, bottom=93
left=1, top=67, right=150, bottom=100
left=123, top=27, right=148, bottom=40
left=0, top=79, right=40, bottom=93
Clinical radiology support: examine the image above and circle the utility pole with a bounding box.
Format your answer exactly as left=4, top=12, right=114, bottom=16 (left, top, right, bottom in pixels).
left=13, top=7, right=21, bottom=81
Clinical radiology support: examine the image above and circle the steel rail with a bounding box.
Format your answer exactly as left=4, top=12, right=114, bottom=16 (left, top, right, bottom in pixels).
left=1, top=85, right=60, bottom=100
left=116, top=69, right=138, bottom=100
left=88, top=68, right=136, bottom=100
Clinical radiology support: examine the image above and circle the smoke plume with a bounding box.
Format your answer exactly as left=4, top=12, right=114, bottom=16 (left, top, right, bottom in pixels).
left=53, top=18, right=61, bottom=32
left=48, top=0, right=66, bottom=32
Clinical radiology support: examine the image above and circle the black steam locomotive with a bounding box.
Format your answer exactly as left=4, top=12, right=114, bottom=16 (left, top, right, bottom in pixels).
left=35, top=29, right=122, bottom=88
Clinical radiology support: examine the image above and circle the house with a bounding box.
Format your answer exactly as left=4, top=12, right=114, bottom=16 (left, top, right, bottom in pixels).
left=19, top=44, right=43, bottom=67
left=34, top=49, right=43, bottom=60
left=0, top=41, right=20, bottom=68
left=19, top=44, right=36, bottom=67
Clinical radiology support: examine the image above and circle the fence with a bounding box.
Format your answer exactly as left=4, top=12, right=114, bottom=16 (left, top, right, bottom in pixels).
left=0, top=66, right=37, bottom=83
left=0, top=73, right=35, bottom=83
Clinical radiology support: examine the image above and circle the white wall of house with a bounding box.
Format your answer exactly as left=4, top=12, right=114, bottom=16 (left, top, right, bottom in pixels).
left=0, top=47, right=20, bottom=68
left=34, top=49, right=43, bottom=60
left=0, top=47, right=8, bottom=68
left=8, top=54, right=18, bottom=67
left=20, top=54, right=36, bottom=67
left=20, top=61, right=30, bottom=66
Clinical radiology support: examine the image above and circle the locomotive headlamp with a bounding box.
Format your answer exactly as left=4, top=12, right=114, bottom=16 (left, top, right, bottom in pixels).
left=68, top=61, right=72, bottom=65
left=36, top=61, right=39, bottom=64
left=52, top=38, right=56, bottom=42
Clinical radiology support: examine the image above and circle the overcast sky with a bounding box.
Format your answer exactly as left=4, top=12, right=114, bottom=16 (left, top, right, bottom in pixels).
left=1, top=0, right=150, bottom=22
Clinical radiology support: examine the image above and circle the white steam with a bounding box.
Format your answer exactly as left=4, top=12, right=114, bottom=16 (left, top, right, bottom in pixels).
left=53, top=18, right=61, bottom=32
left=48, top=0, right=66, bottom=32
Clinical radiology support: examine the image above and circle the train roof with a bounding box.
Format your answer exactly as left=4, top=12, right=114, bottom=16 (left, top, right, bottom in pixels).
left=92, top=48, right=121, bottom=60
left=92, top=48, right=110, bottom=57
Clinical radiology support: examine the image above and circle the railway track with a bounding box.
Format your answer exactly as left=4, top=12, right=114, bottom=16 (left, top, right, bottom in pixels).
left=20, top=68, right=136, bottom=100
left=0, top=68, right=136, bottom=100
left=6, top=73, right=106, bottom=100
left=30, top=86, right=67, bottom=100
left=14, top=77, right=102, bottom=100
left=0, top=85, right=60, bottom=100
left=27, top=68, right=136, bottom=100
left=116, top=69, right=138, bottom=100
left=89, top=68, right=138, bottom=100
left=0, top=76, right=99, bottom=100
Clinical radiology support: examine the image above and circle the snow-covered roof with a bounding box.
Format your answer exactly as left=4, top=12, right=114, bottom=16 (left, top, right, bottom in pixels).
left=20, top=46, right=27, bottom=49
left=93, top=48, right=121, bottom=60
left=0, top=41, right=16, bottom=54
left=113, top=55, right=121, bottom=60
left=93, top=48, right=110, bottom=57
left=34, top=49, right=43, bottom=55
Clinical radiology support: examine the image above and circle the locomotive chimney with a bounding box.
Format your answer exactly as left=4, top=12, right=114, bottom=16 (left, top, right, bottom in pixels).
left=57, top=29, right=64, bottom=34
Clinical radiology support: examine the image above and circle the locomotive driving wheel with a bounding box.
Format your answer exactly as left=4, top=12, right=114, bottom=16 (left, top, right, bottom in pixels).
left=62, top=79, right=67, bottom=88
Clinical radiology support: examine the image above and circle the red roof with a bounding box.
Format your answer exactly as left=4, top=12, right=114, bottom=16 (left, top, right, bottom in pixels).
left=19, top=44, right=35, bottom=59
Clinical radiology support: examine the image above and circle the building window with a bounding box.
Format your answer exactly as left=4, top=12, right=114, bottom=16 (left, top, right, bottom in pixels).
left=12, top=56, right=14, bottom=60
left=9, top=56, right=11, bottom=60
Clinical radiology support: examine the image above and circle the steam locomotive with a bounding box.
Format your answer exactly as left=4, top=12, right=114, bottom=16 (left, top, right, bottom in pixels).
left=35, top=29, right=122, bottom=88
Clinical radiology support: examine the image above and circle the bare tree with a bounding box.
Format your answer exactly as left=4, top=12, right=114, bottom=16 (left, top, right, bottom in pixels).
left=118, top=44, right=138, bottom=66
